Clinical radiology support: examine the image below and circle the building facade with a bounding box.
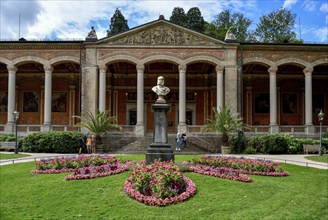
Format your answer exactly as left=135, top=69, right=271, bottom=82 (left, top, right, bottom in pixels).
left=0, top=17, right=327, bottom=136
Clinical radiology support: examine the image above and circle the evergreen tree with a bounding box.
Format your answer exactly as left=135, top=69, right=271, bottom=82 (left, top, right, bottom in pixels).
left=107, top=8, right=129, bottom=36
left=186, top=7, right=205, bottom=32
left=253, top=8, right=297, bottom=43
left=170, top=7, right=187, bottom=27
left=205, top=10, right=252, bottom=42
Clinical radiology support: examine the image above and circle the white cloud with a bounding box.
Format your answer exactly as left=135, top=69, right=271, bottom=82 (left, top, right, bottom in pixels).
left=283, top=0, right=298, bottom=8
left=314, top=26, right=328, bottom=43
left=320, top=3, right=328, bottom=12
left=0, top=0, right=325, bottom=43
left=302, top=0, right=316, bottom=11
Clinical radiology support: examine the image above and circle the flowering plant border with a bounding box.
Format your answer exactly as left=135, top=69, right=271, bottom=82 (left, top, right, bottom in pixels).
left=31, top=155, right=121, bottom=174
left=124, top=176, right=196, bottom=206
left=195, top=156, right=289, bottom=176
left=65, top=163, right=129, bottom=180
left=190, top=165, right=252, bottom=182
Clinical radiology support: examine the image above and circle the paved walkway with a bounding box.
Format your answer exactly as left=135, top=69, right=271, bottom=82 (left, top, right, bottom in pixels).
left=0, top=152, right=327, bottom=169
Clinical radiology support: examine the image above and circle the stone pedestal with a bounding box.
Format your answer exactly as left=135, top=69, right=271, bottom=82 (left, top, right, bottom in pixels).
left=146, top=103, right=174, bottom=163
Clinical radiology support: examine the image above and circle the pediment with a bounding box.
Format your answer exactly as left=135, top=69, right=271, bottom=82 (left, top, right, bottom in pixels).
left=97, top=19, right=225, bottom=47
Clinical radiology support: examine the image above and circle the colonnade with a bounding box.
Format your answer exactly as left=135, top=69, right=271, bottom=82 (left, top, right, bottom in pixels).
left=5, top=65, right=55, bottom=132
left=96, top=63, right=227, bottom=135
left=4, top=62, right=317, bottom=135
left=262, top=65, right=314, bottom=133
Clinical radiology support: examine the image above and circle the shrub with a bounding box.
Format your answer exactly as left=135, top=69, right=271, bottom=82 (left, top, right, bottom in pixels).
left=22, top=131, right=85, bottom=153
left=248, top=133, right=298, bottom=154
left=0, top=134, right=16, bottom=142
left=230, top=131, right=247, bottom=153
left=244, top=147, right=257, bottom=154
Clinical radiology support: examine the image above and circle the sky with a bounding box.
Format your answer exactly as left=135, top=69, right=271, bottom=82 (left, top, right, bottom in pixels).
left=0, top=0, right=327, bottom=43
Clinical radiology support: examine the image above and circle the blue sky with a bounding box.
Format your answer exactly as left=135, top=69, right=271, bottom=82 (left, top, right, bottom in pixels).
left=0, top=0, right=327, bottom=43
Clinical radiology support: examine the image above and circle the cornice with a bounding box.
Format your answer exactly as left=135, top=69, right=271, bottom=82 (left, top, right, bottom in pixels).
left=240, top=44, right=328, bottom=52
left=0, top=43, right=82, bottom=50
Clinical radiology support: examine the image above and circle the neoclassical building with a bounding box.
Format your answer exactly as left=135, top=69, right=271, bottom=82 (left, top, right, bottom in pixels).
left=0, top=17, right=327, bottom=136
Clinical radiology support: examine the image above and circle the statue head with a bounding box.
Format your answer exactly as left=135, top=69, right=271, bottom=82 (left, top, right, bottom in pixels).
left=157, top=76, right=164, bottom=86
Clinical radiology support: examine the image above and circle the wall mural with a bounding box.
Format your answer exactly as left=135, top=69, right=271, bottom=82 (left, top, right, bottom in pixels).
left=254, top=93, right=270, bottom=114
left=23, top=92, right=39, bottom=112
left=282, top=93, right=297, bottom=114
left=52, top=92, right=67, bottom=112
left=0, top=92, right=8, bottom=112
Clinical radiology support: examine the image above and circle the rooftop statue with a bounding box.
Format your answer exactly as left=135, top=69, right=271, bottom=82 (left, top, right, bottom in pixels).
left=87, top=26, right=97, bottom=38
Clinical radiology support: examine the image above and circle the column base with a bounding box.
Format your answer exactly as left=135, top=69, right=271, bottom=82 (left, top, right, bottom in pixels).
left=178, top=124, right=187, bottom=134
left=4, top=123, right=15, bottom=133
left=134, top=124, right=145, bottom=137
left=42, top=123, right=52, bottom=132
left=270, top=125, right=279, bottom=134
left=305, top=125, right=315, bottom=134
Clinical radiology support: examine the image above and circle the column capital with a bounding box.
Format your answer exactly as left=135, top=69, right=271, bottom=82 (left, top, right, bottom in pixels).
left=7, top=65, right=18, bottom=73
left=43, top=65, right=54, bottom=73
left=98, top=65, right=107, bottom=73
left=268, top=66, right=278, bottom=75
left=215, top=65, right=224, bottom=73
left=136, top=64, right=144, bottom=72
left=179, top=64, right=187, bottom=72
left=303, top=67, right=313, bottom=76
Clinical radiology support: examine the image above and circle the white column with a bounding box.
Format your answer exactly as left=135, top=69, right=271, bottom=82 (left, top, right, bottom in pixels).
left=98, top=65, right=107, bottom=112
left=304, top=67, right=314, bottom=134
left=216, top=66, right=224, bottom=110
left=6, top=65, right=18, bottom=131
left=178, top=64, right=187, bottom=133
left=43, top=65, right=53, bottom=131
left=135, top=64, right=145, bottom=136
left=268, top=66, right=278, bottom=133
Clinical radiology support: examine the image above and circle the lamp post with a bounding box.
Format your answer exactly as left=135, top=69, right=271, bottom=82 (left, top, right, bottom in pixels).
left=13, top=111, right=19, bottom=154
left=318, top=110, right=325, bottom=156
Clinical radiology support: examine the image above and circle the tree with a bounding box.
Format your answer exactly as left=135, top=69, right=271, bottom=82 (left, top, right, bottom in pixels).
left=186, top=7, right=205, bottom=33
left=202, top=107, right=249, bottom=147
left=73, top=111, right=122, bottom=145
left=170, top=7, right=187, bottom=27
left=253, top=8, right=297, bottom=43
left=107, top=8, right=129, bottom=36
left=205, top=10, right=252, bottom=42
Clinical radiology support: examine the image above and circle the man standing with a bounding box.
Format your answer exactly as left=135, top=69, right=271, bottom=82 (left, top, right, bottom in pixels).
left=77, top=134, right=85, bottom=154
left=181, top=132, right=187, bottom=148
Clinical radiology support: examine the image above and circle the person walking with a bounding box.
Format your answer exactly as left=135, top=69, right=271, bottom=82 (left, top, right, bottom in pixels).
left=176, top=133, right=181, bottom=151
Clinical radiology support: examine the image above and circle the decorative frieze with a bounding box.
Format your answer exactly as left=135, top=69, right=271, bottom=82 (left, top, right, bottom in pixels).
left=108, top=25, right=219, bottom=46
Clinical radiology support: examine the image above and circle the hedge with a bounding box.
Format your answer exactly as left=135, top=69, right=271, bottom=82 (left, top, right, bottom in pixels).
left=247, top=133, right=327, bottom=154
left=22, top=131, right=85, bottom=153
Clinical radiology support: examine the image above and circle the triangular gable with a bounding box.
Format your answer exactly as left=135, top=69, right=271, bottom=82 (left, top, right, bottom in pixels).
left=97, top=18, right=225, bottom=46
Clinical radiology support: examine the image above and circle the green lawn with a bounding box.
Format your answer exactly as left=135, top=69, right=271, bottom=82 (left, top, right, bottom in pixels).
left=0, top=153, right=30, bottom=160
left=305, top=155, right=328, bottom=163
left=0, top=155, right=327, bottom=220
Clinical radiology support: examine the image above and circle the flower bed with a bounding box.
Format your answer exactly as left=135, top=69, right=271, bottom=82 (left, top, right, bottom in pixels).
left=31, top=155, right=123, bottom=174
left=124, top=160, right=196, bottom=206
left=190, top=165, right=252, bottom=182
left=195, top=156, right=289, bottom=176
left=65, top=163, right=129, bottom=180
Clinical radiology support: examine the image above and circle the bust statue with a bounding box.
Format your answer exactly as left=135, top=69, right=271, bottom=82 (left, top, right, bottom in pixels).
left=152, top=76, right=170, bottom=103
